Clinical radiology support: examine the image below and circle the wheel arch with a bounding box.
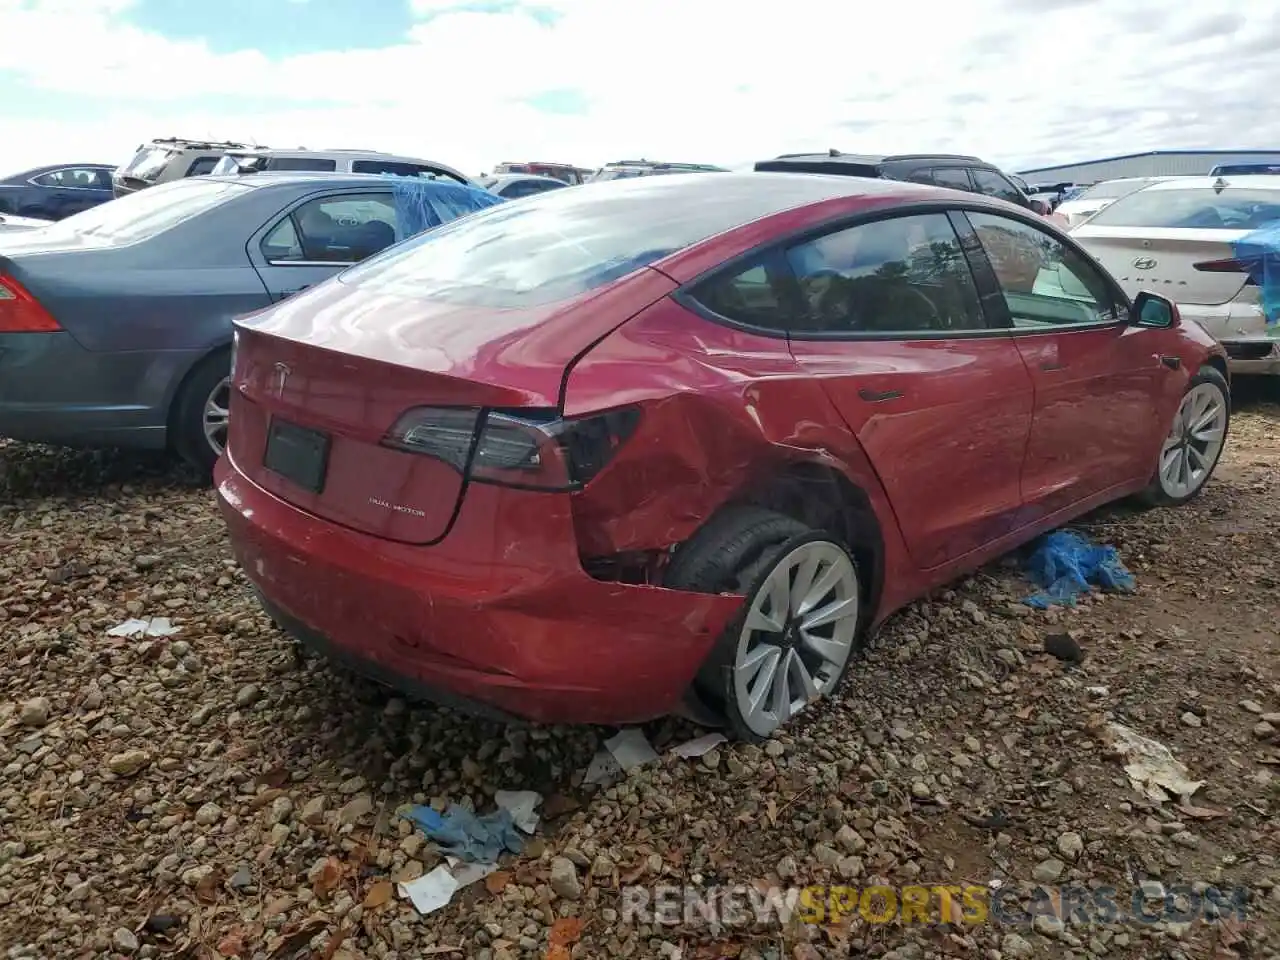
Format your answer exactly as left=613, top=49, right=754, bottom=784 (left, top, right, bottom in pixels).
left=164, top=342, right=231, bottom=446
left=723, top=459, right=886, bottom=625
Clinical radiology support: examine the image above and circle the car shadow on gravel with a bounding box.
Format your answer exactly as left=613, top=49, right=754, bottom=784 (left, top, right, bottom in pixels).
left=0, top=441, right=201, bottom=502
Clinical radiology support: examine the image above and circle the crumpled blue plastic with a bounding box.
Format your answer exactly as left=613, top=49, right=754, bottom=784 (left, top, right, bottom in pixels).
left=1021, top=529, right=1135, bottom=609
left=385, top=176, right=505, bottom=242
left=402, top=804, right=524, bottom=863
left=1230, top=219, right=1280, bottom=328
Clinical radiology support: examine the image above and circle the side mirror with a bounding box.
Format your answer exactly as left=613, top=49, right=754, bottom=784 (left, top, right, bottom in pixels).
left=1029, top=198, right=1051, bottom=216
left=1131, top=291, right=1178, bottom=328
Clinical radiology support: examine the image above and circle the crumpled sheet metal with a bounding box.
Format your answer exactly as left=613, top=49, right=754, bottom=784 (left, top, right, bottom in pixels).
left=562, top=304, right=917, bottom=621
left=1231, top=219, right=1280, bottom=327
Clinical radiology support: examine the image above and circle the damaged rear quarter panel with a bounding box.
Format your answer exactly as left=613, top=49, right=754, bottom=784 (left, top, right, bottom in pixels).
left=561, top=296, right=916, bottom=611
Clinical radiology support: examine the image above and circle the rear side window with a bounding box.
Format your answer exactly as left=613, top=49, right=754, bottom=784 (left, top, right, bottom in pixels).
left=932, top=168, right=974, bottom=191
left=266, top=157, right=338, bottom=172
left=32, top=167, right=109, bottom=188
left=40, top=177, right=250, bottom=243
left=785, top=213, right=985, bottom=335
left=971, top=169, right=1025, bottom=205
left=691, top=259, right=790, bottom=330
left=185, top=157, right=220, bottom=177
left=1087, top=186, right=1280, bottom=230
left=337, top=177, right=819, bottom=308
left=351, top=160, right=467, bottom=183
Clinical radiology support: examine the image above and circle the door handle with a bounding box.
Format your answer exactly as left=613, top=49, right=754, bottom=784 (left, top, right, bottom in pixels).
left=1040, top=362, right=1066, bottom=372
left=858, top=388, right=904, bottom=403
left=1159, top=355, right=1181, bottom=370
left=281, top=285, right=310, bottom=297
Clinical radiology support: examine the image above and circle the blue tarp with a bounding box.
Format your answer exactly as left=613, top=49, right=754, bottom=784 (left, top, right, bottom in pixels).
left=385, top=176, right=505, bottom=242
left=1021, top=530, right=1135, bottom=609
left=1231, top=220, right=1280, bottom=328
left=402, top=803, right=524, bottom=863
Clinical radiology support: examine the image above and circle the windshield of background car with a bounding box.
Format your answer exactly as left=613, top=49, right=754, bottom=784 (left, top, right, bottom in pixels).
left=122, top=147, right=174, bottom=180
left=337, top=176, right=802, bottom=308
left=1074, top=180, right=1152, bottom=202
left=1087, top=185, right=1280, bottom=230
left=38, top=177, right=251, bottom=243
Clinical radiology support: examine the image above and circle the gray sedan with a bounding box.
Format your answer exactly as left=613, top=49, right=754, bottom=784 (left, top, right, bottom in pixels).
left=0, top=173, right=502, bottom=472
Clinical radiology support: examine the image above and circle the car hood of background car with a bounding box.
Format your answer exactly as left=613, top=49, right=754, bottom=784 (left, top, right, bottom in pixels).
left=235, top=264, right=682, bottom=408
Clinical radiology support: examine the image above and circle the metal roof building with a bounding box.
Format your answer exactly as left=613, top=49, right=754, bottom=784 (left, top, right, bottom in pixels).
left=1016, top=149, right=1280, bottom=184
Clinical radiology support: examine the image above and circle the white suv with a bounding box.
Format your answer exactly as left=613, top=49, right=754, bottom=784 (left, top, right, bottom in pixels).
left=210, top=149, right=477, bottom=186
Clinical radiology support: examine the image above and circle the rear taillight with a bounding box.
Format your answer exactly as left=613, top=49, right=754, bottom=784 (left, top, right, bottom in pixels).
left=0, top=275, right=61, bottom=333
left=383, top=406, right=640, bottom=491
left=1193, top=257, right=1258, bottom=283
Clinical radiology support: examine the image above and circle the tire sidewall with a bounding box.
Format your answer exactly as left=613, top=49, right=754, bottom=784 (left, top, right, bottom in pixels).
left=704, top=529, right=861, bottom=742
left=172, top=349, right=231, bottom=476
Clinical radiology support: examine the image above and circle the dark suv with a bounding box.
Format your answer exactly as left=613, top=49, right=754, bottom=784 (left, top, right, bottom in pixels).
left=754, top=150, right=1045, bottom=212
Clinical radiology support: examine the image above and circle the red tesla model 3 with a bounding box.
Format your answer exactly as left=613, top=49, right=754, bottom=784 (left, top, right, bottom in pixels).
left=215, top=172, right=1230, bottom=740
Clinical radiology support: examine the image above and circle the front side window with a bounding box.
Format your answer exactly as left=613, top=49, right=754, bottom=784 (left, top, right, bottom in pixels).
left=972, top=169, right=1025, bottom=205
left=1087, top=185, right=1280, bottom=230
left=33, top=167, right=108, bottom=188
left=968, top=211, right=1121, bottom=327
left=784, top=213, right=985, bottom=335
left=266, top=193, right=398, bottom=263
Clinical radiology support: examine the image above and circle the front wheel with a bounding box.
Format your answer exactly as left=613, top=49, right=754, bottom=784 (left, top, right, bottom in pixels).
left=1139, top=365, right=1230, bottom=507
left=664, top=506, right=863, bottom=741
left=170, top=350, right=231, bottom=477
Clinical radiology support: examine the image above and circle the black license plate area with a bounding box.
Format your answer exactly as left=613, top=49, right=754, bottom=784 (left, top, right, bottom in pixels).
left=264, top=418, right=330, bottom=494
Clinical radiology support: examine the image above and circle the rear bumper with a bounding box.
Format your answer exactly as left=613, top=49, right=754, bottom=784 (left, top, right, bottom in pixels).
left=214, top=455, right=743, bottom=725
left=1179, top=303, right=1280, bottom=376
left=0, top=333, right=181, bottom=448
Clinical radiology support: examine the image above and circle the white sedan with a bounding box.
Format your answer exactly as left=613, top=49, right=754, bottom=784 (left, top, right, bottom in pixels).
left=1071, top=175, right=1280, bottom=374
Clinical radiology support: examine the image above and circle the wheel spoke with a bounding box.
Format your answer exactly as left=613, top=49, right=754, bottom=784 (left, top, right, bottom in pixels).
left=1191, top=403, right=1219, bottom=434
left=789, top=551, right=821, bottom=611
left=800, top=627, right=849, bottom=667
left=765, top=571, right=790, bottom=627
left=789, top=648, right=820, bottom=701
left=801, top=595, right=858, bottom=631
left=745, top=603, right=784, bottom=634
left=1186, top=443, right=1208, bottom=473
left=771, top=649, right=794, bottom=722
left=745, top=647, right=781, bottom=725
left=736, top=642, right=774, bottom=685
left=798, top=561, right=843, bottom=616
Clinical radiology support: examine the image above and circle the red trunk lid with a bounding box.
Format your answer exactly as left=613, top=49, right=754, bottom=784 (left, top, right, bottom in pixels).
left=227, top=268, right=675, bottom=543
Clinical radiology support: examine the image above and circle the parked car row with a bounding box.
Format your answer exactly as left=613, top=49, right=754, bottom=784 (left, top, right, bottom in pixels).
left=0, top=154, right=1241, bottom=737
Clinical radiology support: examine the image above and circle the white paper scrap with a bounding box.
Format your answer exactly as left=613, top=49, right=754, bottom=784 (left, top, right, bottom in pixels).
left=604, top=728, right=659, bottom=771
left=494, top=789, right=543, bottom=833
left=671, top=732, right=727, bottom=759
left=399, top=865, right=459, bottom=915
left=107, top=617, right=180, bottom=639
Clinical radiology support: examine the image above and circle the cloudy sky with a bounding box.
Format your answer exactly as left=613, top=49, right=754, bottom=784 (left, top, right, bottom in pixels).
left=2, top=0, right=1279, bottom=177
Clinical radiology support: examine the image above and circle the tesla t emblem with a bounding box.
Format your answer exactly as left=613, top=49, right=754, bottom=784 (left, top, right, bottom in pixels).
left=1132, top=256, right=1158, bottom=270
left=271, top=362, right=291, bottom=397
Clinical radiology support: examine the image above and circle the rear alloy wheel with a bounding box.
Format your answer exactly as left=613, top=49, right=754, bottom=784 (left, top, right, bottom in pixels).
left=1141, top=366, right=1230, bottom=506
left=203, top=375, right=232, bottom=458
left=730, top=538, right=860, bottom=738
left=664, top=507, right=863, bottom=740
left=171, top=349, right=232, bottom=478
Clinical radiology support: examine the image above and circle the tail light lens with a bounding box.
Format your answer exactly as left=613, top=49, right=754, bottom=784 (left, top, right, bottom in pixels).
left=383, top=406, right=640, bottom=491
left=0, top=275, right=61, bottom=333
left=1193, top=257, right=1258, bottom=283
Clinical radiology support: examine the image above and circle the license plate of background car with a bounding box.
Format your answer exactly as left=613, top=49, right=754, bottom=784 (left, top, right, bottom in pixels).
left=263, top=418, right=330, bottom=494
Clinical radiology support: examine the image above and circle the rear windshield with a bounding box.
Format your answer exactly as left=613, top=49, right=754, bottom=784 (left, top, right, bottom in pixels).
left=1074, top=180, right=1153, bottom=202
left=40, top=177, right=250, bottom=243
left=338, top=176, right=809, bottom=307
left=1087, top=186, right=1280, bottom=230
left=122, top=147, right=174, bottom=180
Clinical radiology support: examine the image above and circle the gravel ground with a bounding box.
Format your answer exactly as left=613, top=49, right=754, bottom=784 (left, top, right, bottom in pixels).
left=2, top=392, right=1278, bottom=960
